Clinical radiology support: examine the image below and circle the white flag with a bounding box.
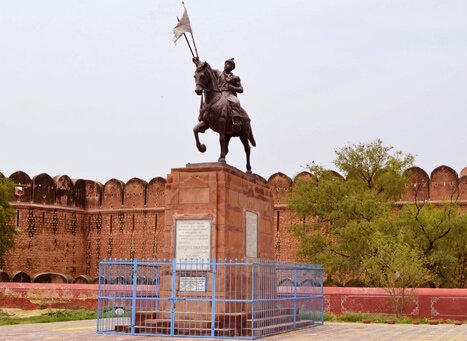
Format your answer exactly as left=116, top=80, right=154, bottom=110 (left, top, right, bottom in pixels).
left=173, top=4, right=192, bottom=44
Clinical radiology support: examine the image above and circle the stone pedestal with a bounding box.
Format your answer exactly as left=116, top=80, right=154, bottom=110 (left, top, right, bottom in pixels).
left=153, top=163, right=275, bottom=330
left=161, top=163, right=274, bottom=261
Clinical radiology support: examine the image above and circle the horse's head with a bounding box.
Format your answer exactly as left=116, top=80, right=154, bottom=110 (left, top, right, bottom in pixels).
left=194, top=61, right=217, bottom=96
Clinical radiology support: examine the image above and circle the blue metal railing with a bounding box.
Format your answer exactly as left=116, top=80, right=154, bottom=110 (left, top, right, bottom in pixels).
left=97, top=258, right=323, bottom=339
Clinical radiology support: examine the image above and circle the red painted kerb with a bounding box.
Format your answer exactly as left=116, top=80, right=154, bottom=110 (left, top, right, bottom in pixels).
left=0, top=284, right=466, bottom=321
left=324, top=287, right=467, bottom=321
left=0, top=283, right=98, bottom=311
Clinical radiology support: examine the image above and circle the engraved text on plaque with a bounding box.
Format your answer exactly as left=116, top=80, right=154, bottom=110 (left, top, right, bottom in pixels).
left=175, top=219, right=211, bottom=270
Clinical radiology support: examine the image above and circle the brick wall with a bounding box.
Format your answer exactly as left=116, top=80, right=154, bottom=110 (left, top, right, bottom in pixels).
left=2, top=165, right=466, bottom=281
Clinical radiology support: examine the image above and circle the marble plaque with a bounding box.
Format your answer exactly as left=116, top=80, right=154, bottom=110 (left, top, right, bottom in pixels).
left=245, top=211, right=258, bottom=258
left=179, top=276, right=207, bottom=292
left=175, top=219, right=211, bottom=270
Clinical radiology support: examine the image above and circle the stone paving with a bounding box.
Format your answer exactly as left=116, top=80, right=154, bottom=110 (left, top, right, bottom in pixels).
left=0, top=320, right=465, bottom=341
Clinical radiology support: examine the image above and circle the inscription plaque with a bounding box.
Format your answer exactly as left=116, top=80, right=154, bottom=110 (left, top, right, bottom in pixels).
left=245, top=211, right=258, bottom=258
left=179, top=276, right=207, bottom=292
left=175, top=219, right=211, bottom=270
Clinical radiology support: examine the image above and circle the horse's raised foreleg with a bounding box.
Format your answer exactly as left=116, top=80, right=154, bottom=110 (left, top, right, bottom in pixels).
left=193, top=122, right=208, bottom=153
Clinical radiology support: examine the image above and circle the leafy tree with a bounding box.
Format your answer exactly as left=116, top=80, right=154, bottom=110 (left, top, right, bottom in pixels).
left=398, top=202, right=467, bottom=288
left=333, top=139, right=414, bottom=198
left=289, top=139, right=414, bottom=285
left=362, top=231, right=431, bottom=316
left=0, top=174, right=16, bottom=268
left=289, top=139, right=466, bottom=288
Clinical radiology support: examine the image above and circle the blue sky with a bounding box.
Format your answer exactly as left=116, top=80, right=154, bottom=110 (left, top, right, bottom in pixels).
left=1, top=1, right=466, bottom=182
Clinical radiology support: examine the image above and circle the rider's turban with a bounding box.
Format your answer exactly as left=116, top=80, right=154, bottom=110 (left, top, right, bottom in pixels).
left=225, top=58, right=236, bottom=70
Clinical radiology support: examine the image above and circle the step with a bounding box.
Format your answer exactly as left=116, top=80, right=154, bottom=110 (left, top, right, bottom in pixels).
left=115, top=321, right=314, bottom=338
left=138, top=315, right=249, bottom=331
left=247, top=307, right=297, bottom=319
left=134, top=309, right=247, bottom=325
left=247, top=313, right=296, bottom=327
left=134, top=325, right=237, bottom=337
left=114, top=325, right=130, bottom=333
left=246, top=320, right=314, bottom=337
left=143, top=318, right=212, bottom=329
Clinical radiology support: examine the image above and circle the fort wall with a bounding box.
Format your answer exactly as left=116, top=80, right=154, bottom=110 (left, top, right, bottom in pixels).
left=2, top=165, right=466, bottom=281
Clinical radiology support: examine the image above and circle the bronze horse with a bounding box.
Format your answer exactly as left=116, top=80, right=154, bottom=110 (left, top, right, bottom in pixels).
left=193, top=61, right=256, bottom=173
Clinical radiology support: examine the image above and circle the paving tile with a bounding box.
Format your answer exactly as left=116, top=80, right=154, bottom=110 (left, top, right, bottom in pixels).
left=0, top=320, right=465, bottom=341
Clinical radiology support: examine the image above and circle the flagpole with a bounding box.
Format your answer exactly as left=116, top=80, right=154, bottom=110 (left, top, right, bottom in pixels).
left=177, top=16, right=195, bottom=58
left=189, top=32, right=199, bottom=58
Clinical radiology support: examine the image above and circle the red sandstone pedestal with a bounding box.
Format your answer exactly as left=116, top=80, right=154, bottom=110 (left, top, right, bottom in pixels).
left=154, top=163, right=275, bottom=329
left=161, top=162, right=274, bottom=261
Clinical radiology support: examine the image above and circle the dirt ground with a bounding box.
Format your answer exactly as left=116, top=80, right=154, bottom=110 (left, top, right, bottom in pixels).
left=1, top=308, right=67, bottom=318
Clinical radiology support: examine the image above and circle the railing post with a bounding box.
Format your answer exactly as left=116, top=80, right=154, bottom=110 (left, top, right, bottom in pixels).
left=171, top=258, right=177, bottom=336
left=131, top=258, right=138, bottom=335
left=211, top=258, right=217, bottom=337
left=155, top=265, right=160, bottom=313
left=321, top=268, right=324, bottom=324
left=96, top=258, right=104, bottom=332
left=251, top=262, right=255, bottom=337
left=293, top=268, right=298, bottom=329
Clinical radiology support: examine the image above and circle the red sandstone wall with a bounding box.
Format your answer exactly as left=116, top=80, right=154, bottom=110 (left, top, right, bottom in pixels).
left=2, top=165, right=466, bottom=280
left=5, top=171, right=87, bottom=277
left=0, top=283, right=465, bottom=321
left=85, top=211, right=164, bottom=277
left=323, top=287, right=467, bottom=321
left=0, top=283, right=98, bottom=310
left=4, top=207, right=87, bottom=276
left=5, top=171, right=167, bottom=280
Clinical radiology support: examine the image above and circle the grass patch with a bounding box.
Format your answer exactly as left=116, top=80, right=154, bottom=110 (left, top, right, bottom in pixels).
left=324, top=312, right=431, bottom=324
left=0, top=309, right=97, bottom=326
left=299, top=308, right=324, bottom=321
left=279, top=309, right=436, bottom=325
left=324, top=312, right=337, bottom=321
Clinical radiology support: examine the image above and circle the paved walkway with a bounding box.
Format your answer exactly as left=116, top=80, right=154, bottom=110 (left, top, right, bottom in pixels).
left=0, top=320, right=465, bottom=341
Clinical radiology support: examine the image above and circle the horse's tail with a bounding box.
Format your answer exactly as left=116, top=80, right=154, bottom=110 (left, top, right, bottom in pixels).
left=248, top=127, right=256, bottom=147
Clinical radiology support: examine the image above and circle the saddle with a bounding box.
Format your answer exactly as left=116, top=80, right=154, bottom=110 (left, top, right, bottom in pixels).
left=199, top=100, right=245, bottom=134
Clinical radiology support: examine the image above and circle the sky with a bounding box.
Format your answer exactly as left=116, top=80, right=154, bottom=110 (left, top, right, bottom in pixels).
left=1, top=0, right=466, bottom=183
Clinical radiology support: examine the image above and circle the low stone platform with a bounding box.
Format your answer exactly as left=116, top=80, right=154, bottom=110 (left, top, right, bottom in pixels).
left=113, top=307, right=314, bottom=338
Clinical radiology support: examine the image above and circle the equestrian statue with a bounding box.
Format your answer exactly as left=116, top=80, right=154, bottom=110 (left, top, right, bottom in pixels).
left=192, top=57, right=256, bottom=174
left=173, top=4, right=256, bottom=174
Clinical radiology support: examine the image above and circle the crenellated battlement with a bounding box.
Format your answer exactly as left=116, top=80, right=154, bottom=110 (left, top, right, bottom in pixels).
left=2, top=165, right=466, bottom=281
left=8, top=171, right=168, bottom=210
left=7, top=165, right=467, bottom=208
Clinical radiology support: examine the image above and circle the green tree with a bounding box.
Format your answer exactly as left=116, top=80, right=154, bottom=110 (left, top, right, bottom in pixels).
left=398, top=202, right=467, bottom=288
left=288, top=139, right=414, bottom=285
left=0, top=174, right=16, bottom=268
left=362, top=231, right=431, bottom=316
left=289, top=139, right=466, bottom=288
